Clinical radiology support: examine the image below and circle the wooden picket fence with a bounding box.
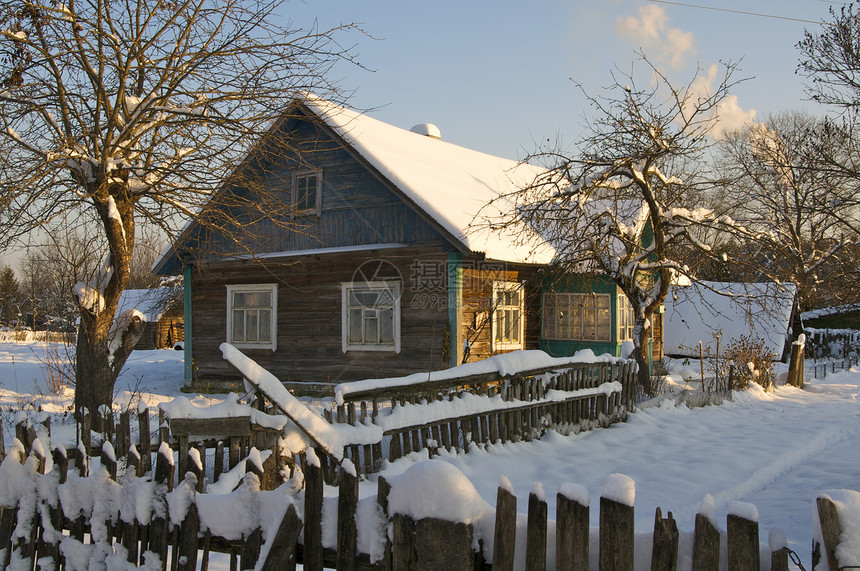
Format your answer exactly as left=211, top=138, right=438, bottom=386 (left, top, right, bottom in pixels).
left=0, top=431, right=854, bottom=570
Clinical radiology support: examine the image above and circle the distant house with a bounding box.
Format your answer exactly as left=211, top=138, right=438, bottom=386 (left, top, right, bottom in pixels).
left=154, top=94, right=662, bottom=389
left=117, top=288, right=184, bottom=350
left=801, top=304, right=860, bottom=330
left=664, top=281, right=797, bottom=361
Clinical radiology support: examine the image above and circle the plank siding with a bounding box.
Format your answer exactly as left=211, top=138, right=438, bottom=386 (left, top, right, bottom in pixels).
left=190, top=247, right=452, bottom=384
left=459, top=265, right=541, bottom=364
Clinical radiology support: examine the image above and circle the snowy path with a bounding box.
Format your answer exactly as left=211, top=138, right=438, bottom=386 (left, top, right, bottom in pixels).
left=374, top=373, right=860, bottom=553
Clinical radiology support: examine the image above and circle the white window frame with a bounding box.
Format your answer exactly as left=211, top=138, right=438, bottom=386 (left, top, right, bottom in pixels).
left=226, top=284, right=278, bottom=351
left=541, top=292, right=612, bottom=342
left=618, top=292, right=635, bottom=342
left=491, top=281, right=525, bottom=351
left=341, top=281, right=401, bottom=353
left=291, top=168, right=322, bottom=215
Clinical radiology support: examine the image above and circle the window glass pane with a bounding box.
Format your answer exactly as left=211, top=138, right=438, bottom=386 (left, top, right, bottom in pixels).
left=380, top=308, right=394, bottom=343
left=571, top=296, right=583, bottom=339
left=365, top=312, right=379, bottom=343
left=246, top=311, right=258, bottom=342
left=511, top=309, right=520, bottom=341
left=348, top=308, right=363, bottom=342
left=295, top=174, right=317, bottom=210
left=259, top=310, right=271, bottom=342
left=232, top=309, right=244, bottom=342
left=233, top=292, right=247, bottom=307
left=583, top=302, right=596, bottom=340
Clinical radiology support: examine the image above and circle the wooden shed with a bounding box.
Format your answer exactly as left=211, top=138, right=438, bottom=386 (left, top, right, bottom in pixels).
left=117, top=288, right=184, bottom=350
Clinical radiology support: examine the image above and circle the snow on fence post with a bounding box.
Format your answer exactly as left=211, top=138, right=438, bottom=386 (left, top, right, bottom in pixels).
left=599, top=474, right=635, bottom=571
left=526, top=482, right=548, bottom=571
left=557, top=484, right=589, bottom=571
left=726, top=502, right=760, bottom=571
left=493, top=478, right=517, bottom=571
left=303, top=448, right=324, bottom=571
left=651, top=507, right=679, bottom=571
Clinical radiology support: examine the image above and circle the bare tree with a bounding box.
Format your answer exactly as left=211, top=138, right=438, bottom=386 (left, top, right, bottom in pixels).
left=478, top=58, right=742, bottom=395
left=795, top=3, right=860, bottom=239
left=717, top=112, right=856, bottom=312
left=0, top=0, right=361, bottom=417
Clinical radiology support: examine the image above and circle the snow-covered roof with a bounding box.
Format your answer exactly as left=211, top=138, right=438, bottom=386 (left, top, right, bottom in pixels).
left=300, top=93, right=556, bottom=264
left=663, top=281, right=797, bottom=358
left=117, top=288, right=176, bottom=322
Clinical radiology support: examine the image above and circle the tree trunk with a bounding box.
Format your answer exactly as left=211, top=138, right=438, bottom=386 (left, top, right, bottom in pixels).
left=633, top=318, right=653, bottom=396
left=72, top=190, right=140, bottom=425
left=75, top=314, right=115, bottom=427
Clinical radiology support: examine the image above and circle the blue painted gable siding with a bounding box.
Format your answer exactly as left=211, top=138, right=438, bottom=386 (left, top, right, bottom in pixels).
left=163, top=108, right=448, bottom=272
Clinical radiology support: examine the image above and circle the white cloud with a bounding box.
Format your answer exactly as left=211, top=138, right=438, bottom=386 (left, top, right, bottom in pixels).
left=688, top=64, right=757, bottom=137
left=615, top=4, right=696, bottom=70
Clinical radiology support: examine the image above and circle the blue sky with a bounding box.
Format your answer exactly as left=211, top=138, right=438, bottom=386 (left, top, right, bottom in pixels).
left=287, top=0, right=838, bottom=160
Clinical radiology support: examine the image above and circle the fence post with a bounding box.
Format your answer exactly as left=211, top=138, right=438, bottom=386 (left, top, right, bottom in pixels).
left=493, top=481, right=517, bottom=571
left=650, top=507, right=678, bottom=571
left=176, top=475, right=199, bottom=571
left=149, top=442, right=174, bottom=566
left=599, top=475, right=634, bottom=571
left=0, top=506, right=15, bottom=568
left=726, top=509, right=760, bottom=571
left=391, top=513, right=417, bottom=570
left=526, top=485, right=548, bottom=571
left=337, top=462, right=359, bottom=571
left=769, top=529, right=789, bottom=571
left=692, top=512, right=720, bottom=571
left=816, top=496, right=842, bottom=571
left=787, top=340, right=805, bottom=388
left=138, top=405, right=152, bottom=475
left=259, top=503, right=302, bottom=571
left=378, top=476, right=393, bottom=571
left=556, top=486, right=589, bottom=571
left=303, top=448, right=324, bottom=571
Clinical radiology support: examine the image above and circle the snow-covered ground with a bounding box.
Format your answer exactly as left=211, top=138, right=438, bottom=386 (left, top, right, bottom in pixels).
left=1, top=340, right=858, bottom=569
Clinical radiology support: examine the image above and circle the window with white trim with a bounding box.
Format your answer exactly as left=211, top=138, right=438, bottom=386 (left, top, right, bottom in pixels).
left=492, top=281, right=525, bottom=350
left=542, top=293, right=611, bottom=342
left=226, top=284, right=278, bottom=351
left=342, top=281, right=401, bottom=352
left=618, top=293, right=635, bottom=341
left=292, top=169, right=322, bottom=215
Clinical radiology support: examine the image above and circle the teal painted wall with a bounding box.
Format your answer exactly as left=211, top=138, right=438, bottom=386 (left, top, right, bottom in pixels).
left=538, top=274, right=626, bottom=358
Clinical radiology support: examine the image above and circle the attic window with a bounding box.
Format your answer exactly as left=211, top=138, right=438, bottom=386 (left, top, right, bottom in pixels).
left=292, top=169, right=322, bottom=215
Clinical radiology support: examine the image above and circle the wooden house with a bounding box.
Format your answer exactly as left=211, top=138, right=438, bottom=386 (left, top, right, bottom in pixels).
left=154, top=94, right=660, bottom=390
